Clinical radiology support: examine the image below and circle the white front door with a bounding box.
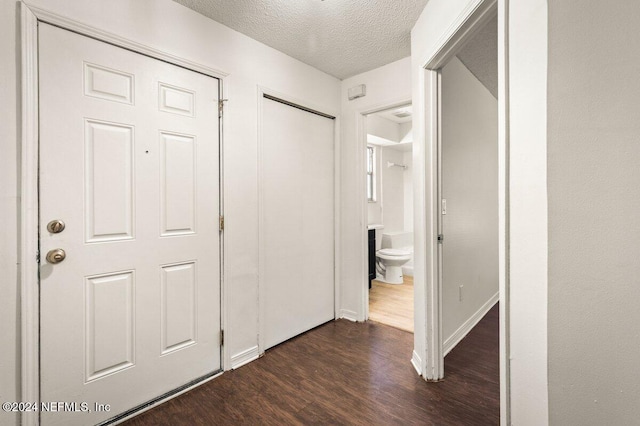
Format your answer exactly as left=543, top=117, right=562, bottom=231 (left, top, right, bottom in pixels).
left=39, top=23, right=221, bottom=425
left=261, top=97, right=335, bottom=350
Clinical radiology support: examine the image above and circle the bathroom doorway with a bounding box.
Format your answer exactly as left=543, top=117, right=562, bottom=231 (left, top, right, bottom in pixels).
left=365, top=104, right=414, bottom=332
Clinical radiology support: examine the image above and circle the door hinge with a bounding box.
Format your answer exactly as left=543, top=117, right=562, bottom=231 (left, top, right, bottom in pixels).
left=220, top=330, right=224, bottom=346
left=437, top=234, right=444, bottom=243
left=219, top=215, right=224, bottom=232
left=218, top=98, right=228, bottom=118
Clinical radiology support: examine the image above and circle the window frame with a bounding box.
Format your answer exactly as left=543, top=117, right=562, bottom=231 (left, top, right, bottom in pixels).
left=367, top=145, right=376, bottom=202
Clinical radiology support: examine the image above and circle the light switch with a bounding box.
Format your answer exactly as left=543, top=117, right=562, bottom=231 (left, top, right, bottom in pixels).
left=442, top=199, right=447, bottom=215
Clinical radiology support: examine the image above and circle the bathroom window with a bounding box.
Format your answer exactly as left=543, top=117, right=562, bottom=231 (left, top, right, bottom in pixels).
left=367, top=146, right=376, bottom=202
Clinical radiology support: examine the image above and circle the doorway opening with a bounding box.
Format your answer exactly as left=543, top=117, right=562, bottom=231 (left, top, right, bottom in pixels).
left=364, top=104, right=414, bottom=333
left=418, top=0, right=501, bottom=389
left=438, top=14, right=499, bottom=358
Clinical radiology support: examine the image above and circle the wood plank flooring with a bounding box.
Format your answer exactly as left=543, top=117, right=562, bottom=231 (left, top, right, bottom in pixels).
left=368, top=276, right=414, bottom=332
left=122, top=305, right=499, bottom=426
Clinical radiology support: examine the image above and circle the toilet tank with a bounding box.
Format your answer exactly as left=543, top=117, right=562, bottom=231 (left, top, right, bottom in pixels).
left=380, top=231, right=413, bottom=249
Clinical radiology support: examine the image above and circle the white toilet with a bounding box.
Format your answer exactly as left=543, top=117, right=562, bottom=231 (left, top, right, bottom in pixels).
left=376, top=232, right=413, bottom=284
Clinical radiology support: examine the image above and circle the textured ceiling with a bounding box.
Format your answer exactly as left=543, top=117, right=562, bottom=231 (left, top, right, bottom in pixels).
left=171, top=0, right=428, bottom=80
left=456, top=15, right=498, bottom=98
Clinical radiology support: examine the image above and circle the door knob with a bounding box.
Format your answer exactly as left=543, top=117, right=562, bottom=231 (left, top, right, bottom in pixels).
left=46, top=248, right=66, bottom=264
left=47, top=220, right=66, bottom=234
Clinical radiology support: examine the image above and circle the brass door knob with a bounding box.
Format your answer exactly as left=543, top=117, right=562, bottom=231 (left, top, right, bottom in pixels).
left=46, top=248, right=66, bottom=264
left=47, top=220, right=66, bottom=234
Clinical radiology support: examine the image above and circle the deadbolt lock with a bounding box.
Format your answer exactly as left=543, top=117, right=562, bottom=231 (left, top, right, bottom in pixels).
left=46, top=248, right=66, bottom=264
left=47, top=219, right=66, bottom=234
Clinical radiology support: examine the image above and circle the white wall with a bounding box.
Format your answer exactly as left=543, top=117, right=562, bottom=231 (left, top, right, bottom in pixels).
left=399, top=122, right=413, bottom=144
left=547, top=1, right=640, bottom=424
left=440, top=57, right=498, bottom=343
left=367, top=115, right=399, bottom=143
left=0, top=1, right=21, bottom=425
left=340, top=57, right=412, bottom=321
left=380, top=147, right=406, bottom=233
left=0, top=2, right=339, bottom=422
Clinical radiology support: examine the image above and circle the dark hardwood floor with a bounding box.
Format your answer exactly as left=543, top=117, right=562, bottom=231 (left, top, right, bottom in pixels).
left=122, top=305, right=499, bottom=425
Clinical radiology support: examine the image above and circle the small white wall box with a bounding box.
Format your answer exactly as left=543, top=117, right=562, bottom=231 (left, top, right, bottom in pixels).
left=348, top=84, right=366, bottom=100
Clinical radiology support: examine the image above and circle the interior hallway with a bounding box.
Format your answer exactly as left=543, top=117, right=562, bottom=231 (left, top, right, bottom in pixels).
left=123, top=305, right=499, bottom=425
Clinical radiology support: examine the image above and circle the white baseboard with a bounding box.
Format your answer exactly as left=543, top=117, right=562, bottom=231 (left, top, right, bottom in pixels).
left=230, top=345, right=260, bottom=369
left=443, top=292, right=499, bottom=356
left=411, top=350, right=422, bottom=375
left=339, top=309, right=358, bottom=322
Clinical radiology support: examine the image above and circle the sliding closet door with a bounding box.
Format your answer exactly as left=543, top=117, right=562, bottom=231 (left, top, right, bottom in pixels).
left=261, top=96, right=335, bottom=350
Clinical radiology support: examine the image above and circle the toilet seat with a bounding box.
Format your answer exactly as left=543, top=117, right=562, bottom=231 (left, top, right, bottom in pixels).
left=377, top=248, right=411, bottom=256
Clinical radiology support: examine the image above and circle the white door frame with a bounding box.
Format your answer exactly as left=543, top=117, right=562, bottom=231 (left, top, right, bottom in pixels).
left=415, top=0, right=510, bottom=422
left=20, top=3, right=229, bottom=424
left=256, top=86, right=341, bottom=354
left=356, top=98, right=413, bottom=321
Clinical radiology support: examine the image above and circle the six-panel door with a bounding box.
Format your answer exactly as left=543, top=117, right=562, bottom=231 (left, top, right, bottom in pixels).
left=39, top=23, right=221, bottom=425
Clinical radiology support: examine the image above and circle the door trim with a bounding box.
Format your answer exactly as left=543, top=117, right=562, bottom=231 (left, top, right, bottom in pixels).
left=20, top=7, right=40, bottom=426
left=20, top=4, right=228, bottom=424
left=416, top=0, right=502, bottom=385
left=256, top=86, right=341, bottom=354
